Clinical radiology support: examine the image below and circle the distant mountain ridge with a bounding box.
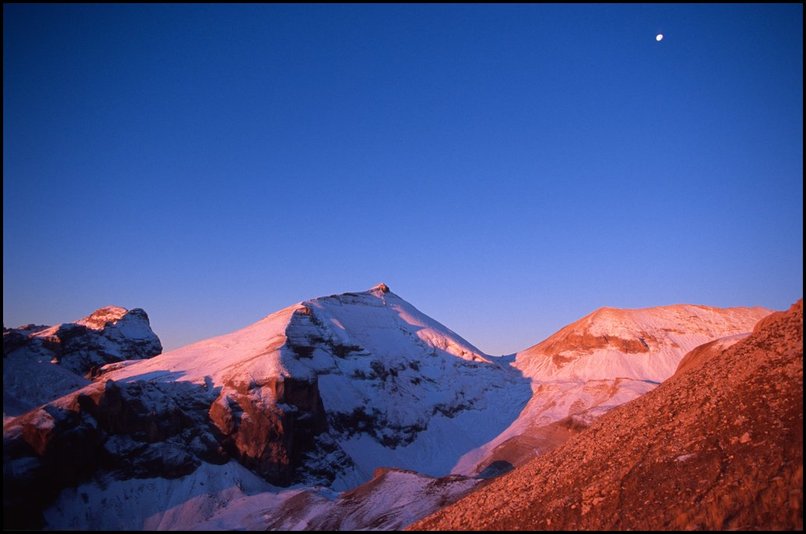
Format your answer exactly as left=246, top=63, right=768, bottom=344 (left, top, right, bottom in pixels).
left=515, top=303, right=772, bottom=381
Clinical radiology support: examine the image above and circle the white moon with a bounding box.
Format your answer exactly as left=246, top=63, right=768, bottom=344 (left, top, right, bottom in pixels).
left=656, top=34, right=664, bottom=42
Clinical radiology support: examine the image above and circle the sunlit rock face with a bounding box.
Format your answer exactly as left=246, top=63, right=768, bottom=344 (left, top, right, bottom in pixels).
left=5, top=306, right=162, bottom=376
left=515, top=304, right=772, bottom=382
left=208, top=376, right=327, bottom=485
left=3, top=379, right=222, bottom=530
left=4, top=306, right=163, bottom=418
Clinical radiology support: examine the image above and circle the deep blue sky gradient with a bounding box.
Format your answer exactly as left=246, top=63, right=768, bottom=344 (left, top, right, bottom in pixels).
left=4, top=4, right=803, bottom=354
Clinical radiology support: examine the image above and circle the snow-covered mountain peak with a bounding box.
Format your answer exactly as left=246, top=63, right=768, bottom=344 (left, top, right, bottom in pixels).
left=583, top=304, right=768, bottom=336
left=90, top=286, right=524, bottom=488
left=300, top=285, right=490, bottom=366
left=370, top=282, right=391, bottom=294
left=3, top=305, right=162, bottom=419
left=101, top=286, right=490, bottom=387
left=515, top=304, right=771, bottom=382
left=75, top=305, right=130, bottom=330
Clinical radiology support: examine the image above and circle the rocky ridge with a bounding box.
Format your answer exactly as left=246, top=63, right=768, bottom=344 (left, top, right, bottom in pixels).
left=3, top=306, right=163, bottom=418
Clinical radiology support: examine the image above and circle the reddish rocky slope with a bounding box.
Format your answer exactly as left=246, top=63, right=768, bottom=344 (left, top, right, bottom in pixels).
left=414, top=300, right=803, bottom=531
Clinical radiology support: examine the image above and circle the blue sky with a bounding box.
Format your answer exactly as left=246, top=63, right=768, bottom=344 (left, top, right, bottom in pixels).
left=3, top=4, right=802, bottom=355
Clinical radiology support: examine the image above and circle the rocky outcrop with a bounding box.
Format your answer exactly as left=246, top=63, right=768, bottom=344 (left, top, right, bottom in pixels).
left=3, top=370, right=330, bottom=529
left=4, top=306, right=162, bottom=376
left=3, top=327, right=32, bottom=356
left=3, top=306, right=163, bottom=419
left=2, top=378, right=226, bottom=529
left=3, top=405, right=104, bottom=529
left=52, top=306, right=163, bottom=375
left=209, top=376, right=327, bottom=485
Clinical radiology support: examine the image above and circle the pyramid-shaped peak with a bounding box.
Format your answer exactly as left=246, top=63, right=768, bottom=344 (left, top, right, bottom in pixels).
left=370, top=282, right=390, bottom=294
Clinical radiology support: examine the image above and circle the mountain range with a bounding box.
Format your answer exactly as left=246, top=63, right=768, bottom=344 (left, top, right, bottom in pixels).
left=4, top=284, right=798, bottom=530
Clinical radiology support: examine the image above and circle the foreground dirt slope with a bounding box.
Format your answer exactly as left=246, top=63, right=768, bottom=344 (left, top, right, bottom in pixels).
left=414, top=300, right=803, bottom=531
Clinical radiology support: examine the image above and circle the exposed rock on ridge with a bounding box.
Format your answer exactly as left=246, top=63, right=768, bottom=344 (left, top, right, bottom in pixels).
left=209, top=376, right=327, bottom=485
left=3, top=306, right=163, bottom=418
left=4, top=306, right=162, bottom=376
left=515, top=304, right=771, bottom=382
